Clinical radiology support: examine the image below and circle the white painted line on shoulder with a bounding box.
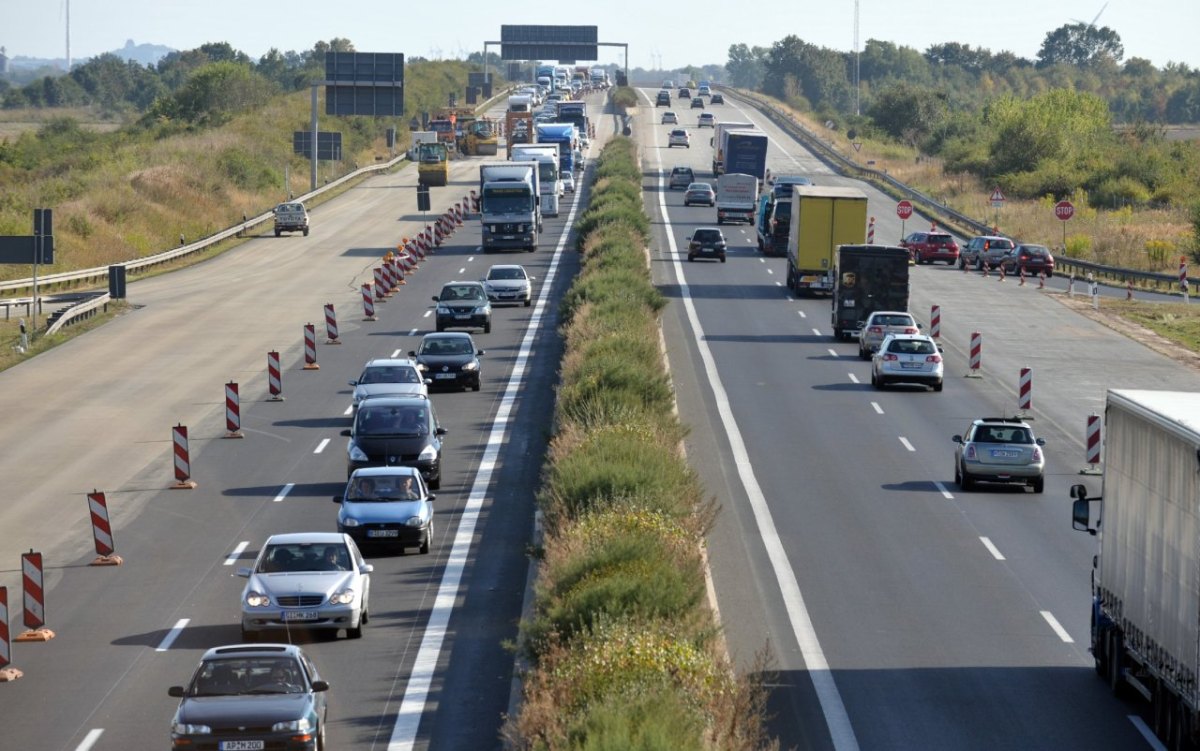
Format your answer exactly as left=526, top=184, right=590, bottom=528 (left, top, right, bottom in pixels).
left=848, top=373, right=860, bottom=384
left=1040, top=611, right=1074, bottom=643
left=224, top=542, right=249, bottom=566
left=467, top=256, right=475, bottom=262
left=1128, top=716, right=1168, bottom=750
left=828, top=349, right=839, bottom=358
left=766, top=268, right=774, bottom=275
left=871, top=402, right=883, bottom=414
left=898, top=437, right=915, bottom=452
left=933, top=481, right=954, bottom=499
left=156, top=619, right=189, bottom=652
left=314, top=438, right=330, bottom=454
left=980, top=537, right=1006, bottom=560
left=775, top=281, right=783, bottom=286
left=75, top=729, right=104, bottom=751
left=343, top=405, right=352, bottom=416
left=273, top=483, right=294, bottom=503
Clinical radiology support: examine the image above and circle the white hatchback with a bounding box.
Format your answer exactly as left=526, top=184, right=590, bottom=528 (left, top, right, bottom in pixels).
left=871, top=334, right=944, bottom=392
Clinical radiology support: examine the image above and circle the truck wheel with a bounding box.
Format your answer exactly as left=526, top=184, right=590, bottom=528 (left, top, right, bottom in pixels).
left=274, top=229, right=282, bottom=238
left=1107, top=632, right=1126, bottom=699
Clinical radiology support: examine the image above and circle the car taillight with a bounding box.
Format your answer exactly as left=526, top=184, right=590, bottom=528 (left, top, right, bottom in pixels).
left=926, top=355, right=942, bottom=363
left=882, top=354, right=898, bottom=361
left=868, top=326, right=882, bottom=334
left=1032, top=447, right=1042, bottom=462
left=965, top=446, right=977, bottom=459
left=903, top=327, right=918, bottom=334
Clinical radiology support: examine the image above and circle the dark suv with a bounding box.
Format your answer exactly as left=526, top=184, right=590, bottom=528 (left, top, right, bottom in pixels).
left=902, top=231, right=960, bottom=265
left=687, top=227, right=727, bottom=262
left=655, top=90, right=671, bottom=107
left=341, top=394, right=445, bottom=487
left=960, top=235, right=1015, bottom=271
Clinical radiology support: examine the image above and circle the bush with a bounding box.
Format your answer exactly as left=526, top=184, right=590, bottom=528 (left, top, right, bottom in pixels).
left=1090, top=176, right=1153, bottom=208
left=610, top=87, right=639, bottom=112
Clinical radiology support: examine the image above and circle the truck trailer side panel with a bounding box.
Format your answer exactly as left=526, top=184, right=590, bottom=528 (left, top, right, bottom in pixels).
left=787, top=186, right=868, bottom=293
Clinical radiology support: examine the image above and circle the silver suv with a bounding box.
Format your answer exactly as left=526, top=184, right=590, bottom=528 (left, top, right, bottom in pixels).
left=953, top=417, right=1046, bottom=493
left=960, top=235, right=1015, bottom=271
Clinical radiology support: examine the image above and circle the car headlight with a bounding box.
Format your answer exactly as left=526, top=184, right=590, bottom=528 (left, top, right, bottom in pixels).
left=436, top=305, right=451, bottom=314
left=341, top=516, right=361, bottom=528
left=461, top=360, right=479, bottom=372
left=405, top=515, right=427, bottom=528
left=348, top=441, right=369, bottom=462
left=172, top=722, right=212, bottom=735
left=474, top=306, right=489, bottom=315
left=272, top=718, right=313, bottom=733
left=419, top=444, right=439, bottom=461
left=245, top=591, right=271, bottom=608
left=330, top=589, right=357, bottom=605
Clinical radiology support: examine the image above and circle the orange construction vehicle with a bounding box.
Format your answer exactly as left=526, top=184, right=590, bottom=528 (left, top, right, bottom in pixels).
left=504, top=111, right=534, bottom=157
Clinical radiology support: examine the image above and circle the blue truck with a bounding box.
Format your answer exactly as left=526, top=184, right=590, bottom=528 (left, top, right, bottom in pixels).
left=534, top=123, right=577, bottom=175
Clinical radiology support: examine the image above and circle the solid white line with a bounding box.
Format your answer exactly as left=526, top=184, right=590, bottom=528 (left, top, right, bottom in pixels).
left=74, top=729, right=104, bottom=751
left=314, top=438, right=330, bottom=454
left=870, top=402, right=883, bottom=414
left=1040, top=611, right=1075, bottom=643
left=979, top=537, right=1006, bottom=561
left=848, top=373, right=860, bottom=384
left=639, top=87, right=860, bottom=751
left=155, top=618, right=189, bottom=652
left=933, top=480, right=954, bottom=499
left=272, top=483, right=294, bottom=503
left=224, top=541, right=249, bottom=566
left=1128, top=716, right=1168, bottom=750
left=387, top=161, right=585, bottom=751
left=898, top=437, right=915, bottom=452
left=407, top=328, right=418, bottom=337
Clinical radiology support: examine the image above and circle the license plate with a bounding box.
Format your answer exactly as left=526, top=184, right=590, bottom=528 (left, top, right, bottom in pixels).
left=435, top=373, right=457, bottom=379
left=501, top=235, right=515, bottom=240
left=367, top=529, right=399, bottom=538
left=454, top=314, right=471, bottom=320
left=800, top=276, right=818, bottom=283
left=220, top=742, right=265, bottom=751
left=901, top=362, right=923, bottom=369
left=990, top=449, right=1019, bottom=458
left=282, top=610, right=318, bottom=621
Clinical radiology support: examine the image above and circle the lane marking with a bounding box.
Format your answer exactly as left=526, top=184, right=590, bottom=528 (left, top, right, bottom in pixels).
left=638, top=87, right=860, bottom=751
left=1040, top=611, right=1074, bottom=643
left=75, top=729, right=104, bottom=751
left=391, top=348, right=403, bottom=357
left=1129, top=716, right=1168, bottom=751
left=812, top=328, right=822, bottom=336
left=766, top=268, right=774, bottom=275
left=224, top=542, right=249, bottom=566
left=775, top=281, right=783, bottom=287
left=343, top=405, right=353, bottom=416
left=979, top=537, right=1006, bottom=561
left=272, top=483, right=294, bottom=503
left=423, top=310, right=432, bottom=318
left=898, top=437, right=915, bottom=452
left=315, top=438, right=330, bottom=454
left=797, top=310, right=806, bottom=318
left=386, top=156, right=587, bottom=751
left=458, top=267, right=466, bottom=274
left=828, top=348, right=839, bottom=358
left=467, top=256, right=475, bottom=262
left=848, top=373, right=860, bottom=384
left=156, top=619, right=189, bottom=652
left=933, top=481, right=954, bottom=499
left=870, top=402, right=883, bottom=414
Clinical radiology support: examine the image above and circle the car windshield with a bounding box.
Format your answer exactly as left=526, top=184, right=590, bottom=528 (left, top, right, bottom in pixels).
left=191, top=657, right=306, bottom=697
left=441, top=285, right=485, bottom=301
left=888, top=339, right=936, bottom=355
left=259, top=542, right=351, bottom=573
left=488, top=268, right=525, bottom=280
left=359, top=365, right=420, bottom=384
left=356, top=404, right=429, bottom=437
left=481, top=189, right=530, bottom=214
left=347, top=475, right=421, bottom=501
left=1022, top=245, right=1049, bottom=256
left=974, top=426, right=1033, bottom=444
left=422, top=337, right=474, bottom=356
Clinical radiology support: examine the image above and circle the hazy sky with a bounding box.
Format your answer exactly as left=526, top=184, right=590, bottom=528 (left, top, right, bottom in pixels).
left=4, top=0, right=1198, bottom=71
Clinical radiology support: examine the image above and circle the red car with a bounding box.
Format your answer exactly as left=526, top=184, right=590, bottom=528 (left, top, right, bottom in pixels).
left=901, top=231, right=960, bottom=265
left=1000, top=244, right=1055, bottom=278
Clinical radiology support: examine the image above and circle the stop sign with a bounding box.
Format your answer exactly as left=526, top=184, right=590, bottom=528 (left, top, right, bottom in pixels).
left=1055, top=200, right=1075, bottom=221
left=896, top=200, right=914, bottom=220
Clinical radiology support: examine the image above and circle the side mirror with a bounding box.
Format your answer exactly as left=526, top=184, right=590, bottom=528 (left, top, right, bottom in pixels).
left=1036, top=437, right=1046, bottom=446
left=952, top=435, right=964, bottom=444
left=359, top=563, right=374, bottom=574
left=428, top=494, right=437, bottom=503
left=1070, top=484, right=1087, bottom=500
left=1072, top=498, right=1097, bottom=535
left=408, top=351, right=417, bottom=358
left=311, top=680, right=330, bottom=693
left=168, top=686, right=186, bottom=698
left=332, top=495, right=343, bottom=504
left=235, top=567, right=252, bottom=578
left=436, top=427, right=448, bottom=436
left=348, top=380, right=358, bottom=387
left=477, top=349, right=486, bottom=356
left=340, top=429, right=352, bottom=437
left=936, top=343, right=945, bottom=353
left=431, top=296, right=439, bottom=302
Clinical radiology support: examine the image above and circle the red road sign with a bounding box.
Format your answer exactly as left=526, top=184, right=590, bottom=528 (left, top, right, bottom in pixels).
left=896, top=200, right=914, bottom=220
left=990, top=187, right=1006, bottom=203
left=1055, top=200, right=1075, bottom=221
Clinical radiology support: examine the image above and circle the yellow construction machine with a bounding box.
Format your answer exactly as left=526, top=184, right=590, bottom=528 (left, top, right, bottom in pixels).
left=462, top=118, right=499, bottom=156
left=416, top=142, right=449, bottom=187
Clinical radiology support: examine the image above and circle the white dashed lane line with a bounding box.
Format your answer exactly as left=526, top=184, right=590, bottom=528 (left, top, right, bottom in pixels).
left=224, top=542, right=249, bottom=566
left=1040, top=611, right=1074, bottom=643
left=74, top=729, right=104, bottom=751
left=933, top=481, right=954, bottom=499
left=870, top=402, right=883, bottom=414
left=848, top=373, right=860, bottom=385
left=156, top=618, right=189, bottom=652
left=979, top=537, right=1006, bottom=561
left=315, top=437, right=331, bottom=453
left=812, top=328, right=822, bottom=337
left=272, top=483, right=294, bottom=503
left=797, top=310, right=806, bottom=318
left=828, top=349, right=839, bottom=358
left=898, top=437, right=915, bottom=452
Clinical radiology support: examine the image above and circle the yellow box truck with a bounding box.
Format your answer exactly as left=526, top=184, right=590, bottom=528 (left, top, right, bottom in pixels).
left=785, top=186, right=868, bottom=295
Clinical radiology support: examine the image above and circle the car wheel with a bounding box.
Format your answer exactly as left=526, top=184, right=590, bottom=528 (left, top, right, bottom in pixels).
left=871, top=370, right=880, bottom=388
left=975, top=257, right=983, bottom=271
left=959, top=466, right=975, bottom=491
left=688, top=254, right=695, bottom=262
left=933, top=380, right=944, bottom=392
left=303, top=228, right=309, bottom=237
left=858, top=344, right=869, bottom=360
left=420, top=522, right=432, bottom=555
left=430, top=473, right=440, bottom=490
left=317, top=718, right=326, bottom=751
left=347, top=620, right=363, bottom=639
left=435, top=323, right=444, bottom=332
left=274, top=229, right=282, bottom=238
left=1032, top=476, right=1045, bottom=494
left=524, top=298, right=531, bottom=308
left=720, top=254, right=726, bottom=263
left=958, top=257, right=965, bottom=270
left=484, top=322, right=492, bottom=334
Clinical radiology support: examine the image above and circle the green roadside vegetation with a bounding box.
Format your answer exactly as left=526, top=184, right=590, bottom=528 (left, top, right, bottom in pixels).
left=505, top=137, right=775, bottom=751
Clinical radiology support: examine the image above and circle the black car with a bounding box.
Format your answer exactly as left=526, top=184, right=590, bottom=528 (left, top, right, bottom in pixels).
left=433, top=281, right=491, bottom=333
left=710, top=93, right=724, bottom=105
left=169, top=644, right=329, bottom=751
left=340, top=394, right=445, bottom=487
left=655, top=90, right=671, bottom=107
left=410, top=331, right=485, bottom=393
left=690, top=97, right=705, bottom=109
left=687, top=227, right=727, bottom=262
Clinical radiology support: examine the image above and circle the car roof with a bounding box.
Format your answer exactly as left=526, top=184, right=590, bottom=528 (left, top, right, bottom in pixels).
left=487, top=264, right=526, bottom=272
left=686, top=183, right=713, bottom=190
left=672, top=166, right=693, bottom=173
left=441, top=280, right=485, bottom=288
left=363, top=357, right=418, bottom=368
left=422, top=331, right=474, bottom=340
left=350, top=466, right=422, bottom=480
left=202, top=643, right=305, bottom=660
left=358, top=393, right=430, bottom=405
left=867, top=310, right=912, bottom=318
left=264, top=531, right=348, bottom=545
left=972, top=416, right=1034, bottom=428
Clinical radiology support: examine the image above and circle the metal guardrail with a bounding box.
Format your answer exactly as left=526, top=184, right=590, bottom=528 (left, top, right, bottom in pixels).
left=46, top=292, right=111, bottom=336
left=720, top=87, right=1196, bottom=296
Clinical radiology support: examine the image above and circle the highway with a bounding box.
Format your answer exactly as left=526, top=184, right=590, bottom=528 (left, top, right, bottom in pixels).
left=0, top=90, right=615, bottom=750
left=636, top=87, right=1200, bottom=749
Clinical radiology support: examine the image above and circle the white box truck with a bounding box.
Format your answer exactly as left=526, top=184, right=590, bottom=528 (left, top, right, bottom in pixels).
left=715, top=173, right=758, bottom=224
left=509, top=144, right=562, bottom=217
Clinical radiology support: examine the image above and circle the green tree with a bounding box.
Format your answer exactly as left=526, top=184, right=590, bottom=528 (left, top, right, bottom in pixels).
left=867, top=83, right=947, bottom=147
left=169, top=61, right=276, bottom=126
left=725, top=44, right=766, bottom=89
left=986, top=89, right=1112, bottom=176
left=1036, top=23, right=1123, bottom=68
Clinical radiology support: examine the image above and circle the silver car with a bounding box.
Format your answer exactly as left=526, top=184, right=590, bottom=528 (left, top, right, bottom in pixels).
left=482, top=264, right=533, bottom=307
left=238, top=532, right=373, bottom=640
left=349, top=358, right=428, bottom=414
left=871, top=334, right=943, bottom=391
left=953, top=417, right=1046, bottom=493
left=858, top=310, right=920, bottom=359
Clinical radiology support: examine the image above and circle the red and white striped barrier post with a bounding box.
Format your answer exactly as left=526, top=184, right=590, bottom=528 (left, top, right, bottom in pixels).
left=224, top=381, right=244, bottom=438
left=1181, top=256, right=1190, bottom=303
left=87, top=490, right=123, bottom=565
left=471, top=190, right=479, bottom=214
left=172, top=424, right=197, bottom=488
left=1126, top=279, right=1133, bottom=301
left=433, top=222, right=444, bottom=247
left=1081, top=413, right=1102, bottom=474
left=1018, top=266, right=1026, bottom=286
left=267, top=350, right=284, bottom=401
left=930, top=305, right=941, bottom=339
left=1017, top=367, right=1033, bottom=416
left=361, top=283, right=377, bottom=322
left=0, top=587, right=22, bottom=681
left=1038, top=270, right=1046, bottom=289
left=388, top=257, right=405, bottom=288
left=15, top=551, right=54, bottom=641
left=324, top=303, right=340, bottom=344
left=966, top=331, right=982, bottom=378
left=454, top=202, right=464, bottom=226
left=381, top=260, right=396, bottom=296
left=997, top=263, right=1006, bottom=282
left=374, top=267, right=388, bottom=301
left=303, top=323, right=320, bottom=370
left=866, top=217, right=875, bottom=244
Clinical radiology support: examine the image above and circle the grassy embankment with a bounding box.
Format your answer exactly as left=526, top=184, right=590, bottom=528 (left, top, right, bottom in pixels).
left=504, top=136, right=775, bottom=750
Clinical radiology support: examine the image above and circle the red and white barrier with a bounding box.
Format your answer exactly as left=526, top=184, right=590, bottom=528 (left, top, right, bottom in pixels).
left=303, top=323, right=320, bottom=370
left=87, top=490, right=123, bottom=565
left=866, top=217, right=875, bottom=244
left=967, top=331, right=982, bottom=377
left=267, top=350, right=284, bottom=401
left=324, top=303, right=340, bottom=344
left=361, top=284, right=377, bottom=322
left=381, top=261, right=396, bottom=296
left=172, top=424, right=197, bottom=488
left=15, top=551, right=54, bottom=641
left=930, top=305, right=941, bottom=339
left=470, top=190, right=479, bottom=214
left=1086, top=413, right=1102, bottom=466
left=389, top=258, right=405, bottom=288
left=0, top=586, right=21, bottom=681
left=1180, top=256, right=1189, bottom=298
left=374, top=267, right=388, bottom=301
left=454, top=203, right=464, bottom=226
left=997, top=263, right=1006, bottom=282
left=224, top=381, right=244, bottom=438
left=1018, top=367, right=1032, bottom=414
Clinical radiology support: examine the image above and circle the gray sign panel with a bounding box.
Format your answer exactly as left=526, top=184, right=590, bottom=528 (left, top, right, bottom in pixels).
left=0, top=208, right=54, bottom=264
left=467, top=71, right=491, bottom=86
left=324, top=52, right=404, bottom=117
left=499, top=25, right=597, bottom=61
left=293, top=131, right=343, bottom=161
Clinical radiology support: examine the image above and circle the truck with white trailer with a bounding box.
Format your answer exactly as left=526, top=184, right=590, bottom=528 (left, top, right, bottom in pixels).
left=479, top=161, right=541, bottom=252
left=509, top=143, right=562, bottom=217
